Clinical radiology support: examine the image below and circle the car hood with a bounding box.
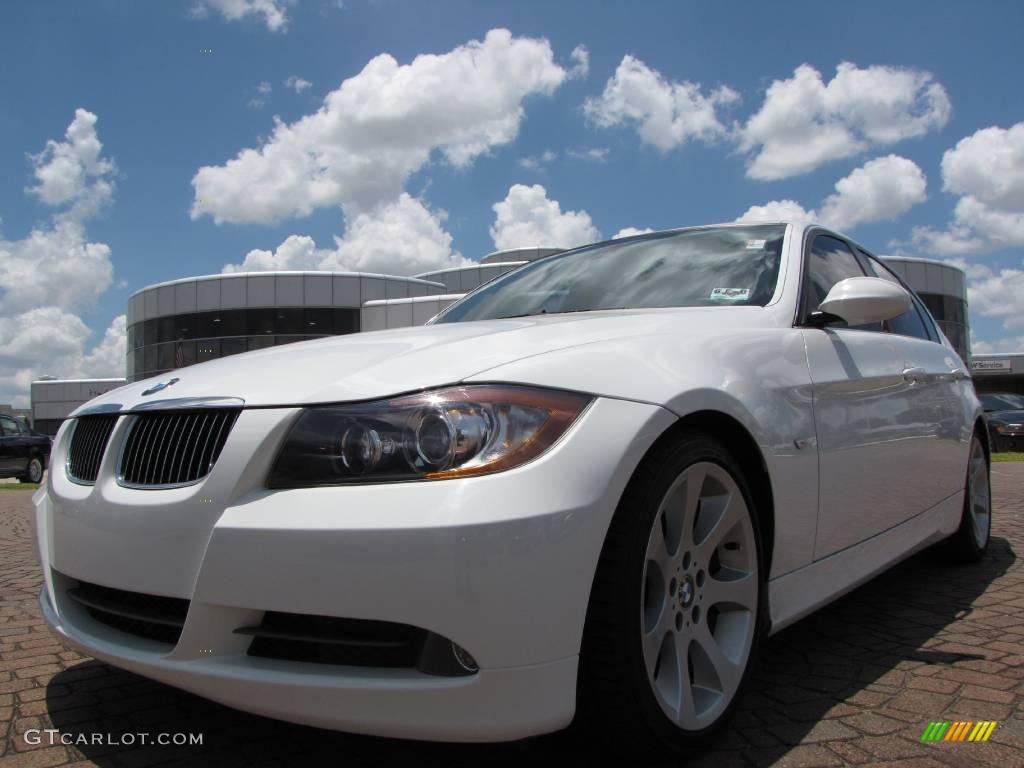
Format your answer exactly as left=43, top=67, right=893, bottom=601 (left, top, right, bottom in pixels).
left=75, top=307, right=772, bottom=414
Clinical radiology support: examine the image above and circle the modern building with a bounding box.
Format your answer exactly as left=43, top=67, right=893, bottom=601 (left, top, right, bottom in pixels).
left=880, top=256, right=970, bottom=363
left=31, top=378, right=127, bottom=436
left=125, top=272, right=448, bottom=383
left=358, top=249, right=562, bottom=331
left=970, top=354, right=1024, bottom=395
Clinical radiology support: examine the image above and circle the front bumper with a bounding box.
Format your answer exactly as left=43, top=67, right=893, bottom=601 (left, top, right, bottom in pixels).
left=34, top=396, right=674, bottom=741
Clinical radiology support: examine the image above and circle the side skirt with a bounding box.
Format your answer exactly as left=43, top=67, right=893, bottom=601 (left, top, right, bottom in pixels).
left=767, top=491, right=963, bottom=635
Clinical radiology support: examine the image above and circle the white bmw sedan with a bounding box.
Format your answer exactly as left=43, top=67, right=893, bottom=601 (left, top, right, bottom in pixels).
left=33, top=222, right=989, bottom=755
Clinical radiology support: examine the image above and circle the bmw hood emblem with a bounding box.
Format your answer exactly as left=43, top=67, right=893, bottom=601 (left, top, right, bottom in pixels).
left=141, top=377, right=180, bottom=396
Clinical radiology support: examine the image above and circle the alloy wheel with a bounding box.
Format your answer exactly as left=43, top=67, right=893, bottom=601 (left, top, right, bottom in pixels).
left=640, top=461, right=758, bottom=730
left=968, top=437, right=990, bottom=549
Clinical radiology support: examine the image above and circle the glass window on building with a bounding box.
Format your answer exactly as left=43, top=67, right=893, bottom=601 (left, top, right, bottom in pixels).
left=175, top=313, right=198, bottom=340
left=144, top=344, right=158, bottom=373
left=142, top=319, right=158, bottom=346
left=334, top=308, right=359, bottom=334
left=248, top=309, right=276, bottom=335
left=221, top=338, right=246, bottom=358
left=157, top=316, right=176, bottom=344
left=157, top=341, right=175, bottom=371
left=197, top=338, right=220, bottom=363
left=274, top=308, right=304, bottom=334
left=304, top=308, right=334, bottom=333
left=178, top=340, right=197, bottom=367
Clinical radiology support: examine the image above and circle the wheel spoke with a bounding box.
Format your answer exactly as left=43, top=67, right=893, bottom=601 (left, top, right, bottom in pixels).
left=695, top=492, right=745, bottom=562
left=642, top=604, right=674, bottom=684
left=694, top=621, right=741, bottom=696
left=971, top=458, right=987, bottom=489
left=704, top=570, right=757, bottom=610
left=645, top=522, right=672, bottom=569
left=675, top=636, right=699, bottom=729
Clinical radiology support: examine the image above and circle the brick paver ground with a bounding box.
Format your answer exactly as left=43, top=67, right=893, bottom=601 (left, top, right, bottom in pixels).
left=2, top=466, right=1023, bottom=767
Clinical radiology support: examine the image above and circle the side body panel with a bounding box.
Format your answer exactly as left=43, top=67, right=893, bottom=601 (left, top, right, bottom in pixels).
left=803, top=327, right=935, bottom=559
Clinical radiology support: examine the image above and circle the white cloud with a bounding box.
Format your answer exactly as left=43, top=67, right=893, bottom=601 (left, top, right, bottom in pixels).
left=964, top=263, right=1024, bottom=332
left=284, top=75, right=312, bottom=93
left=739, top=62, right=950, bottom=180
left=567, top=147, right=609, bottom=162
left=818, top=155, right=927, bottom=230
left=972, top=336, right=1024, bottom=354
left=248, top=81, right=272, bottom=108
left=585, top=55, right=737, bottom=151
left=612, top=227, right=655, bottom=239
left=0, top=110, right=123, bottom=405
left=224, top=194, right=470, bottom=276
left=490, top=184, right=600, bottom=250
left=735, top=199, right=816, bottom=226
left=192, top=29, right=569, bottom=224
left=568, top=45, right=589, bottom=79
left=80, top=315, right=127, bottom=377
left=518, top=149, right=558, bottom=172
left=911, top=123, right=1024, bottom=255
left=0, top=219, right=114, bottom=316
left=28, top=108, right=116, bottom=219
left=190, top=0, right=291, bottom=32
left=736, top=155, right=926, bottom=231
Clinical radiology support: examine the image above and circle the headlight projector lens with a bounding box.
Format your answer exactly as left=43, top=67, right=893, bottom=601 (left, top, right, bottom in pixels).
left=340, top=424, right=384, bottom=474
left=414, top=410, right=456, bottom=468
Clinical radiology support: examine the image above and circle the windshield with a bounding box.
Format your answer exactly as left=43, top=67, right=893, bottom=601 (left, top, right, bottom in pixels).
left=980, top=393, right=1024, bottom=412
left=434, top=225, right=786, bottom=323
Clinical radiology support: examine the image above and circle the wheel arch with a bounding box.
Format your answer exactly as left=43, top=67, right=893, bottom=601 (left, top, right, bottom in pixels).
left=615, top=409, right=776, bottom=582
left=974, top=416, right=991, bottom=462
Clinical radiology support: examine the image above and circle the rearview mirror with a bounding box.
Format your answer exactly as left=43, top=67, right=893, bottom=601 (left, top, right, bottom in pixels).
left=815, top=276, right=912, bottom=326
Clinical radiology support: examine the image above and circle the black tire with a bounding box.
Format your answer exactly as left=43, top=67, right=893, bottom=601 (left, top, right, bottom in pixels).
left=944, top=433, right=990, bottom=563
left=576, top=430, right=766, bottom=757
left=20, top=456, right=44, bottom=484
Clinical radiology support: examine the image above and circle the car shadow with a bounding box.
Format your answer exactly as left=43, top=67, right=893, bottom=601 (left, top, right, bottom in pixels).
left=45, top=535, right=1015, bottom=767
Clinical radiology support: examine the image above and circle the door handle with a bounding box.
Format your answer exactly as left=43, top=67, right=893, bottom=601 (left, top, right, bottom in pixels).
left=902, top=366, right=926, bottom=383
left=950, top=367, right=968, bottom=381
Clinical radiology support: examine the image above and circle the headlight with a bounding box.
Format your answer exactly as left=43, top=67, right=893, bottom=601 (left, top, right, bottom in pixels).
left=996, top=423, right=1024, bottom=435
left=267, top=385, right=591, bottom=487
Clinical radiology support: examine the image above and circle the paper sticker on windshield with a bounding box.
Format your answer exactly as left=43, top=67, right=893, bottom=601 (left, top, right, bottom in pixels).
left=745, top=239, right=766, bottom=250
left=710, top=287, right=750, bottom=301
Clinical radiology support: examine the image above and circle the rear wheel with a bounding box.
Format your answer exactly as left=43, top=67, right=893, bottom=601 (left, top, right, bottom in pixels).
left=944, top=434, right=990, bottom=563
left=577, top=432, right=765, bottom=756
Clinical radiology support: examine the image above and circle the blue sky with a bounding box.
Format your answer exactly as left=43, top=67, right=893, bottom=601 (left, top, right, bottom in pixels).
left=2, top=0, right=1023, bottom=403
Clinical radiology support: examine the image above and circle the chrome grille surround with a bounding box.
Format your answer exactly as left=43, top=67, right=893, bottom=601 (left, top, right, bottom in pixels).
left=66, top=414, right=119, bottom=484
left=117, top=409, right=240, bottom=489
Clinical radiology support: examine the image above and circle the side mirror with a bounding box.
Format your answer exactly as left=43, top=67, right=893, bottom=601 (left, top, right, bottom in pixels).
left=813, top=276, right=912, bottom=326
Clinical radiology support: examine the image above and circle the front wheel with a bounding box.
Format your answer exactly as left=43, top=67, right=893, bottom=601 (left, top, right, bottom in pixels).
left=19, top=456, right=45, bottom=484
left=577, top=432, right=765, bottom=756
left=944, top=434, right=991, bottom=563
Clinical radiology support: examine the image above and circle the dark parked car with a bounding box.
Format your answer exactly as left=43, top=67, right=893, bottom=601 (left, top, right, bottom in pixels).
left=0, top=414, right=50, bottom=483
left=979, top=392, right=1024, bottom=453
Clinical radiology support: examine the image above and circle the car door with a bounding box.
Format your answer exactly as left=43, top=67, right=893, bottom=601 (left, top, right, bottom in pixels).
left=800, top=233, right=925, bottom=560
left=0, top=416, right=25, bottom=475
left=859, top=252, right=970, bottom=505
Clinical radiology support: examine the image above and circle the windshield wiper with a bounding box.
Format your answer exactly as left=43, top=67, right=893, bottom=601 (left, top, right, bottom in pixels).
left=494, top=308, right=626, bottom=320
